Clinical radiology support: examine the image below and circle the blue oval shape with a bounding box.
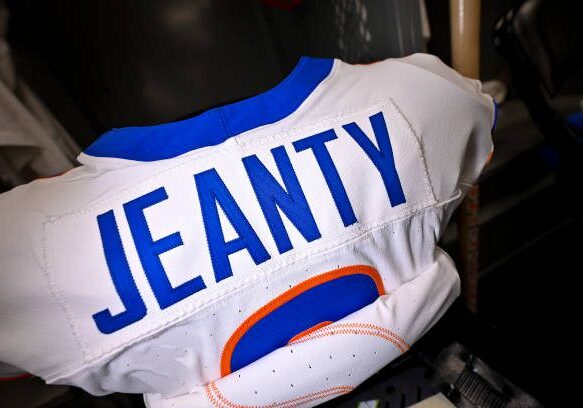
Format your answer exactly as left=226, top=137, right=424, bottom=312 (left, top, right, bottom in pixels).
left=221, top=265, right=384, bottom=375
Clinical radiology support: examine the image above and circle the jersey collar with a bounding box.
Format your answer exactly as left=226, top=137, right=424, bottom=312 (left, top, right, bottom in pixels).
left=82, top=57, right=335, bottom=162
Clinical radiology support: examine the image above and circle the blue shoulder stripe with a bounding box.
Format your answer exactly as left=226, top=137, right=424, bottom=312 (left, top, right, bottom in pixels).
left=83, top=57, right=334, bottom=161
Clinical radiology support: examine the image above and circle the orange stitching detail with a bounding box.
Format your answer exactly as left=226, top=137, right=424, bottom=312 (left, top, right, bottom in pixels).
left=207, top=381, right=353, bottom=408
left=221, top=265, right=385, bottom=376
left=289, top=328, right=405, bottom=352
left=326, top=323, right=409, bottom=349
left=288, top=321, right=333, bottom=344
left=288, top=328, right=409, bottom=353
left=287, top=322, right=409, bottom=351
left=212, top=382, right=353, bottom=408
left=205, top=383, right=221, bottom=408
left=276, top=387, right=354, bottom=408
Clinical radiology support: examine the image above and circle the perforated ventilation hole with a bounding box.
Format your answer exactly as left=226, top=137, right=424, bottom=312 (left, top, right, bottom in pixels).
left=254, top=390, right=258, bottom=394
left=290, top=384, right=294, bottom=388
left=329, top=355, right=333, bottom=360
left=308, top=364, right=312, bottom=369
left=272, top=369, right=276, bottom=373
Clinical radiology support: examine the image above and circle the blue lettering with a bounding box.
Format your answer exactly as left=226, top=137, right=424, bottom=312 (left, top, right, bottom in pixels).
left=195, top=169, right=271, bottom=282
left=93, top=112, right=406, bottom=334
left=343, top=112, right=406, bottom=206
left=93, top=210, right=147, bottom=333
left=124, top=187, right=207, bottom=309
left=293, top=130, right=357, bottom=227
left=243, top=146, right=321, bottom=254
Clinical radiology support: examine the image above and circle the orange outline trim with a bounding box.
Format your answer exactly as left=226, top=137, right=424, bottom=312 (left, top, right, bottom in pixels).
left=288, top=321, right=332, bottom=344
left=220, top=265, right=385, bottom=376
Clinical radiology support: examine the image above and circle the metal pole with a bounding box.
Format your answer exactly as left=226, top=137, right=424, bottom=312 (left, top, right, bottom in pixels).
left=450, top=0, right=481, bottom=313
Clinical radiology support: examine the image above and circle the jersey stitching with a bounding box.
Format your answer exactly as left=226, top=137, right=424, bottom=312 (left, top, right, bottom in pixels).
left=389, top=100, right=437, bottom=202
left=287, top=322, right=410, bottom=351
left=287, top=325, right=409, bottom=353
left=42, top=221, right=89, bottom=357
left=206, top=381, right=353, bottom=408
left=217, top=108, right=232, bottom=139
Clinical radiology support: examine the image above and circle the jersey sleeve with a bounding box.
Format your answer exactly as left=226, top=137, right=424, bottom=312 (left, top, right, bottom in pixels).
left=0, top=182, right=81, bottom=376
left=389, top=53, right=495, bottom=200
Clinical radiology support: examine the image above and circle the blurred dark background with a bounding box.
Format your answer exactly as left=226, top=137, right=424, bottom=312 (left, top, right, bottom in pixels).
left=4, top=0, right=516, bottom=144
left=1, top=0, right=582, bottom=406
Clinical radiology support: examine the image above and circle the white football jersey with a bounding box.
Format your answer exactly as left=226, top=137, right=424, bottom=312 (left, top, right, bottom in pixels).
left=0, top=54, right=495, bottom=407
